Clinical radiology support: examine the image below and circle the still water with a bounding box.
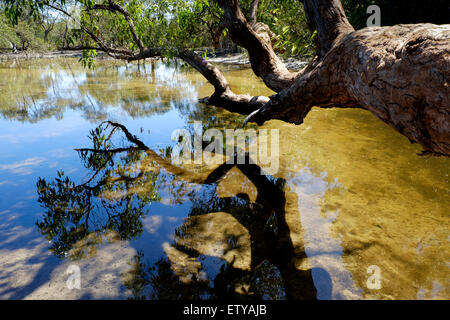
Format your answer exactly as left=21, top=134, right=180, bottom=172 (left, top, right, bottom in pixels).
left=0, top=58, right=448, bottom=299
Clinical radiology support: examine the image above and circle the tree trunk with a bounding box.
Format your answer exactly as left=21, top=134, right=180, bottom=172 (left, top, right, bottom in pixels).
left=248, top=0, right=259, bottom=25
left=213, top=29, right=222, bottom=50
left=242, top=0, right=450, bottom=156
left=43, top=29, right=50, bottom=42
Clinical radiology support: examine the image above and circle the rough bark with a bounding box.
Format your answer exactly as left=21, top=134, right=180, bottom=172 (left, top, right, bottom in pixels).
left=301, top=0, right=354, bottom=59
left=206, top=23, right=224, bottom=50
left=248, top=0, right=259, bottom=25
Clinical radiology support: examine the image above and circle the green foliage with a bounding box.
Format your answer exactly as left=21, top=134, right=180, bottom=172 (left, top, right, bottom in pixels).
left=0, top=11, right=48, bottom=51
left=79, top=48, right=97, bottom=68
left=3, top=0, right=447, bottom=59
left=253, top=0, right=315, bottom=58
left=36, top=122, right=162, bottom=259
left=0, top=14, right=19, bottom=48
left=0, top=0, right=317, bottom=58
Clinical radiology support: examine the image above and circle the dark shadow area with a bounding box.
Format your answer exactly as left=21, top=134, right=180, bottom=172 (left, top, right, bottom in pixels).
left=343, top=0, right=449, bottom=29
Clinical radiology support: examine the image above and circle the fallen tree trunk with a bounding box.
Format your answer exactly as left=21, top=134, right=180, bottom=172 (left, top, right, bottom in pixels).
left=241, top=0, right=450, bottom=156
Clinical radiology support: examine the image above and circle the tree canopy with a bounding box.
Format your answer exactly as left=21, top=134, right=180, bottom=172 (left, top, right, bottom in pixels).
left=1, top=1, right=448, bottom=55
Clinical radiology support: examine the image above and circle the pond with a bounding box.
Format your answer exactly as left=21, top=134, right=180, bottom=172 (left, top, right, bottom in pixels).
left=0, top=58, right=448, bottom=300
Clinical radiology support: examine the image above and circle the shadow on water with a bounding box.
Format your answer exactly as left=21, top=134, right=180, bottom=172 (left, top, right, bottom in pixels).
left=35, top=121, right=324, bottom=300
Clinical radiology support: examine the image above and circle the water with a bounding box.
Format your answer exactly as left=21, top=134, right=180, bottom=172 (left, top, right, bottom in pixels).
left=0, top=58, right=448, bottom=299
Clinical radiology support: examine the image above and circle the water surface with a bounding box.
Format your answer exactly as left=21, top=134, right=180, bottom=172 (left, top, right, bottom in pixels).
left=0, top=58, right=448, bottom=299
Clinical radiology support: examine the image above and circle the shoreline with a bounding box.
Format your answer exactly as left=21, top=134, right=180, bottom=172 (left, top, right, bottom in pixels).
left=206, top=53, right=308, bottom=71
left=0, top=50, right=308, bottom=71
left=0, top=50, right=109, bottom=61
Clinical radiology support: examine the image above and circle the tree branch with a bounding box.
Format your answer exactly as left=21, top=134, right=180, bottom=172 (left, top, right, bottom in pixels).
left=43, top=1, right=119, bottom=59
left=301, top=0, right=354, bottom=58
left=245, top=23, right=450, bottom=156
left=92, top=1, right=145, bottom=51
left=61, top=45, right=133, bottom=55
left=179, top=49, right=269, bottom=114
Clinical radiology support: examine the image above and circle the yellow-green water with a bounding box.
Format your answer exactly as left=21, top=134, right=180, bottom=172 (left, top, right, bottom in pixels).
left=0, top=58, right=448, bottom=299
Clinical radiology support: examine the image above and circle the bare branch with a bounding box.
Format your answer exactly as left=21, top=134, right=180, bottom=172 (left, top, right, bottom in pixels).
left=179, top=50, right=269, bottom=114
left=42, top=1, right=119, bottom=59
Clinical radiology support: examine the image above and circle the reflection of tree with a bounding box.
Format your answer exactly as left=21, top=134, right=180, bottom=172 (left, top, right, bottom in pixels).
left=123, top=252, right=212, bottom=300
left=123, top=252, right=288, bottom=300
left=0, top=60, right=195, bottom=122
left=36, top=121, right=319, bottom=299
left=131, top=159, right=317, bottom=300
left=36, top=122, right=161, bottom=258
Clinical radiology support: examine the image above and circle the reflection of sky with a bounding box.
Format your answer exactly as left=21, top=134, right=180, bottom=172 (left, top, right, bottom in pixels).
left=0, top=61, right=203, bottom=299
left=41, top=70, right=87, bottom=100
left=288, top=166, right=363, bottom=300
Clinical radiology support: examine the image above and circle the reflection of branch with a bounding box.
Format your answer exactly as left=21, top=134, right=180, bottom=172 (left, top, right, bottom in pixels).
left=76, top=122, right=264, bottom=191
left=105, top=121, right=207, bottom=183
left=75, top=147, right=140, bottom=154
left=80, top=154, right=112, bottom=187
left=105, top=121, right=148, bottom=149
left=92, top=123, right=283, bottom=212
left=45, top=121, right=318, bottom=298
